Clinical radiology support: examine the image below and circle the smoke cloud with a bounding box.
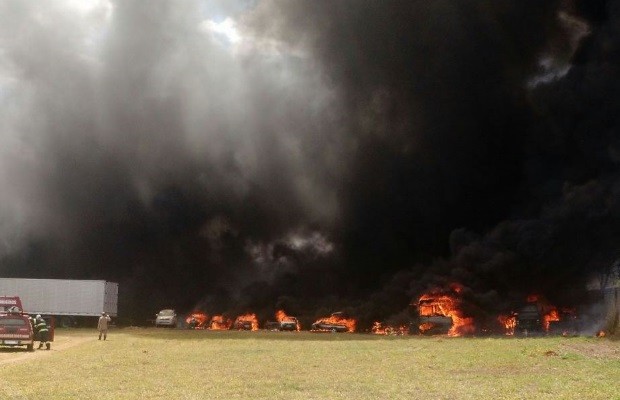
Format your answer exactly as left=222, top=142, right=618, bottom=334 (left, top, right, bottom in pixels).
left=0, top=0, right=618, bottom=324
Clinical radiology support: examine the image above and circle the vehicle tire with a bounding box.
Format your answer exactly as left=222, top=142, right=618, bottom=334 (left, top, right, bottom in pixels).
left=27, top=343, right=34, bottom=352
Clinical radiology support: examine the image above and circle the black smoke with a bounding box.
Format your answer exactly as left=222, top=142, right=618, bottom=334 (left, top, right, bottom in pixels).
left=0, top=0, right=618, bottom=327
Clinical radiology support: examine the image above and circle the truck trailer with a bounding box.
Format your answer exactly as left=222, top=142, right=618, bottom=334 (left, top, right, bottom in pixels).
left=0, top=278, right=118, bottom=327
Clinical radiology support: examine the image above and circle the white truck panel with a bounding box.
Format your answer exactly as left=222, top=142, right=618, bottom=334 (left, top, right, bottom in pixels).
left=0, top=278, right=118, bottom=317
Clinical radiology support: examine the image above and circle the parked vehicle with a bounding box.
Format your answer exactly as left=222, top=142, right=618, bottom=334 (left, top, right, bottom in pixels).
left=265, top=317, right=300, bottom=331
left=155, top=309, right=178, bottom=328
left=0, top=297, right=34, bottom=351
left=0, top=278, right=118, bottom=327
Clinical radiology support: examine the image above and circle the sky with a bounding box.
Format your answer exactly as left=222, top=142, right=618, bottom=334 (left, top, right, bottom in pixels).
left=0, top=0, right=618, bottom=326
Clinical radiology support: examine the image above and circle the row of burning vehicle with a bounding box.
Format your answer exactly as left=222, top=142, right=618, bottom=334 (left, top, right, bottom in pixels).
left=183, top=287, right=579, bottom=337
left=417, top=286, right=578, bottom=337
left=185, top=310, right=357, bottom=333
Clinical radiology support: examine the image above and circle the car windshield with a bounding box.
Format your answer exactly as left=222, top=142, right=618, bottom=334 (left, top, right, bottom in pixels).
left=0, top=318, right=27, bottom=326
left=159, top=310, right=175, bottom=316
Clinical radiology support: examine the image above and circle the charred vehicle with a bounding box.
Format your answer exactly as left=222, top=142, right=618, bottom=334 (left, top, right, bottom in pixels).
left=514, top=295, right=564, bottom=335
left=233, top=314, right=259, bottom=331
left=515, top=304, right=543, bottom=334
left=311, top=312, right=356, bottom=332
left=185, top=311, right=208, bottom=329
left=265, top=310, right=301, bottom=331
left=414, top=286, right=479, bottom=336
left=209, top=315, right=232, bottom=330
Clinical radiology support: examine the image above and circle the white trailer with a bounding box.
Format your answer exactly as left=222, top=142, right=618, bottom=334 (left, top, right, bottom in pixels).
left=0, top=278, right=118, bottom=326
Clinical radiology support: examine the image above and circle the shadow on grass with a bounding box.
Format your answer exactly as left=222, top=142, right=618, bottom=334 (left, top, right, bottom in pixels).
left=0, top=347, right=32, bottom=353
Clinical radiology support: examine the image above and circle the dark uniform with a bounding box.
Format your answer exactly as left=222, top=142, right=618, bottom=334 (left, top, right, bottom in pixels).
left=34, top=316, right=50, bottom=350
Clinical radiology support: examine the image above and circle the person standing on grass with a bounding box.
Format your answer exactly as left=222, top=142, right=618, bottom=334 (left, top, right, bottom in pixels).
left=98, top=312, right=111, bottom=340
left=34, top=315, right=50, bottom=350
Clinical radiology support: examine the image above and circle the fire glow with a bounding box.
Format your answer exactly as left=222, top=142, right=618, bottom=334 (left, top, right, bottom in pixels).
left=497, top=314, right=517, bottom=336
left=416, top=285, right=475, bottom=336
left=311, top=313, right=356, bottom=332
left=525, top=294, right=563, bottom=332
left=185, top=311, right=209, bottom=329
left=209, top=315, right=232, bottom=330
left=234, top=313, right=259, bottom=331
left=371, top=322, right=408, bottom=335
left=276, top=309, right=301, bottom=331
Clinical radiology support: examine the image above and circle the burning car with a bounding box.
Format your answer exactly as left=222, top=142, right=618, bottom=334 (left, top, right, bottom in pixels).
left=233, top=314, right=259, bottom=331
left=514, top=295, right=565, bottom=335
left=415, top=285, right=475, bottom=336
left=264, top=310, right=301, bottom=331
left=311, top=312, right=356, bottom=332
left=209, top=315, right=232, bottom=330
left=185, top=311, right=209, bottom=329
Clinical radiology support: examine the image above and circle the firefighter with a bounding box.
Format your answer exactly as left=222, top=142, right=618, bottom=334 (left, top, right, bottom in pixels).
left=98, top=312, right=111, bottom=340
left=34, top=315, right=50, bottom=350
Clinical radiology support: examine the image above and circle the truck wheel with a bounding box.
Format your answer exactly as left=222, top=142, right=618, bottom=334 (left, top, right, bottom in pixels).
left=27, top=343, right=34, bottom=352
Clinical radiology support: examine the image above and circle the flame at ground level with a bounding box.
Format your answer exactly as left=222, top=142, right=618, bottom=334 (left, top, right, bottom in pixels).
left=234, top=313, right=259, bottom=331
left=417, top=291, right=475, bottom=336
left=498, top=314, right=517, bottom=336
left=186, top=312, right=209, bottom=329
left=312, top=313, right=356, bottom=332
left=276, top=310, right=301, bottom=331
left=371, top=322, right=408, bottom=335
left=209, top=315, right=232, bottom=330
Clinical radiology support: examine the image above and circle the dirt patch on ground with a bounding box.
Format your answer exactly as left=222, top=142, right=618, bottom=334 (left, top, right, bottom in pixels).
left=560, top=341, right=620, bottom=359
left=0, top=334, right=96, bottom=366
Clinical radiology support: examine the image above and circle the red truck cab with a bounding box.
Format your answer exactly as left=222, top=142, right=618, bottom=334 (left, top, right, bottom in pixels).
left=0, top=296, right=35, bottom=351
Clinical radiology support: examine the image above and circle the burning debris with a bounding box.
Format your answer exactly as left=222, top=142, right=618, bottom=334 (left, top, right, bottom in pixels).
left=371, top=322, right=408, bottom=335
left=186, top=312, right=209, bottom=329
left=497, top=314, right=517, bottom=336
left=233, top=314, right=259, bottom=331
left=208, top=315, right=232, bottom=330
left=311, top=312, right=356, bottom=333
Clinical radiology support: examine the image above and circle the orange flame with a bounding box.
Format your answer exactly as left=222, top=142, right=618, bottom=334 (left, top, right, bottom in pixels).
left=497, top=314, right=516, bottom=335
left=209, top=315, right=232, bottom=330
left=543, top=309, right=560, bottom=331
left=525, top=294, right=562, bottom=332
left=417, top=291, right=475, bottom=336
left=312, top=313, right=356, bottom=332
left=418, top=322, right=435, bottom=334
left=234, top=313, right=259, bottom=331
left=526, top=294, right=540, bottom=303
left=596, top=330, right=606, bottom=338
left=371, top=321, right=408, bottom=335
left=185, top=312, right=209, bottom=329
left=276, top=310, right=301, bottom=331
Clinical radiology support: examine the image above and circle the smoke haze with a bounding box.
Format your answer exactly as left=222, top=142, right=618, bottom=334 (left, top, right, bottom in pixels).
left=0, top=0, right=618, bottom=324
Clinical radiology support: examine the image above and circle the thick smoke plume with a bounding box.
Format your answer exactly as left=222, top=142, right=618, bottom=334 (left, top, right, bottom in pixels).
left=0, top=0, right=618, bottom=326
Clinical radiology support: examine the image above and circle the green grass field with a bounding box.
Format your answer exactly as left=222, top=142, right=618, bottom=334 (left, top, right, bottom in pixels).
left=0, top=328, right=618, bottom=400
